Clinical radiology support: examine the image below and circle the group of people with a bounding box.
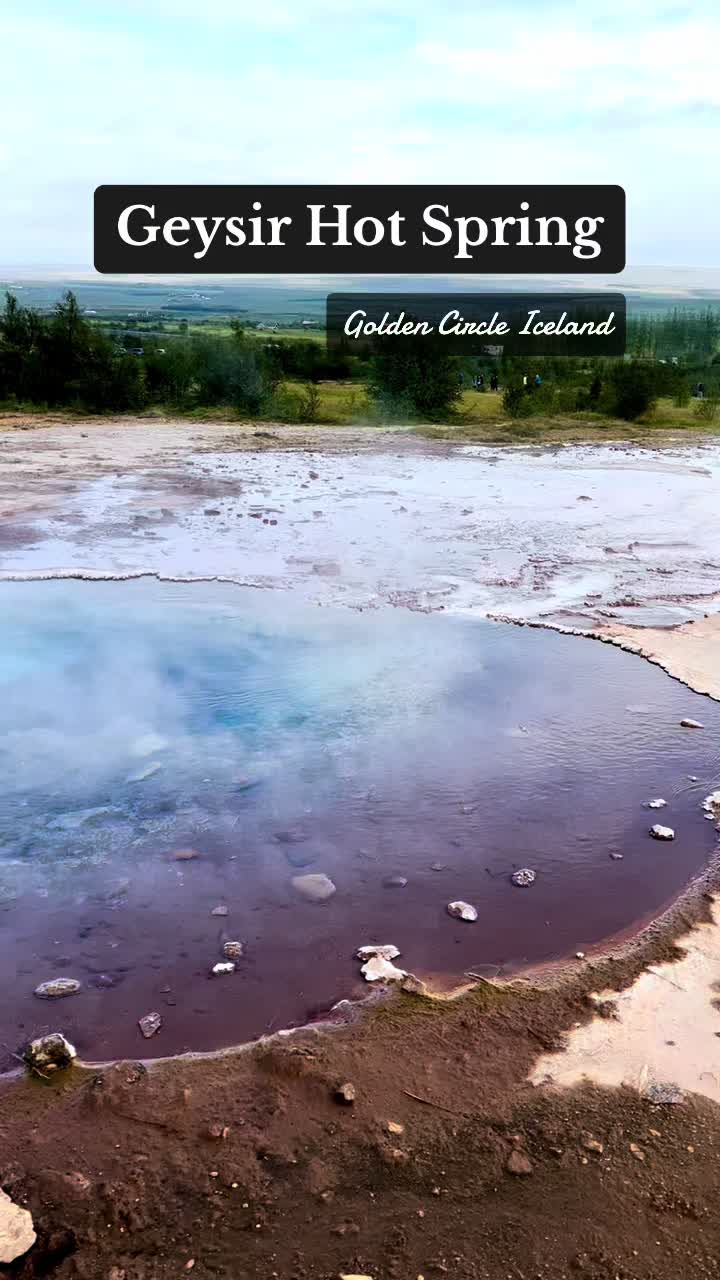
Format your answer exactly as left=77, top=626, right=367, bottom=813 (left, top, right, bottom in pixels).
left=471, top=372, right=500, bottom=391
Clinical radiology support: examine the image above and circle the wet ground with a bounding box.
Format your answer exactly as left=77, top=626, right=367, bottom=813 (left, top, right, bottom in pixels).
left=1, top=577, right=719, bottom=1065
left=1, top=421, right=720, bottom=628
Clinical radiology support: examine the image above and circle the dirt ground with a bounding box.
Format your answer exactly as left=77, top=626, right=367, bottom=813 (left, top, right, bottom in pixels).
left=0, top=903, right=719, bottom=1280
left=2, top=415, right=720, bottom=1279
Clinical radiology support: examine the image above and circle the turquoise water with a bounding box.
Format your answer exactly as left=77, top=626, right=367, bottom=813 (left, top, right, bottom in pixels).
left=1, top=578, right=718, bottom=1062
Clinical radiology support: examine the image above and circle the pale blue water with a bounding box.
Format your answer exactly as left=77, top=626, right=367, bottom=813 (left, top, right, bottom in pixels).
left=1, top=578, right=718, bottom=1061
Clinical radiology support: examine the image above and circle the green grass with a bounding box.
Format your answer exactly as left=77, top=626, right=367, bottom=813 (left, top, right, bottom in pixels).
left=2, top=387, right=717, bottom=443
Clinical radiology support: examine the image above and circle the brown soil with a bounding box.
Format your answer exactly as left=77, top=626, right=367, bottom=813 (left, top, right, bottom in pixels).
left=2, top=886, right=720, bottom=1280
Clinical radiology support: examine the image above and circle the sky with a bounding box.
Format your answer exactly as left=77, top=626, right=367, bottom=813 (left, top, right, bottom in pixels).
left=1, top=0, right=718, bottom=268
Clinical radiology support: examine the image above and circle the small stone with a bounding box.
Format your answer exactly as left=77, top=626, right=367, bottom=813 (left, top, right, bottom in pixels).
left=211, top=905, right=228, bottom=916
left=387, top=1121, right=404, bottom=1135
left=649, top=824, right=675, bottom=841
left=335, top=1082, right=356, bottom=1105
left=575, top=951, right=585, bottom=959
left=338, top=1274, right=373, bottom=1280
left=284, top=847, right=317, bottom=868
left=173, top=848, right=200, bottom=861
left=211, top=962, right=235, bottom=976
left=430, top=861, right=446, bottom=871
left=609, top=852, right=624, bottom=860
left=511, top=868, right=536, bottom=887
left=0, top=1189, right=36, bottom=1264
left=646, top=798, right=667, bottom=809
left=208, top=1123, right=230, bottom=1140
left=383, top=875, right=408, bottom=888
left=629, top=1142, right=645, bottom=1161
left=644, top=1081, right=684, bottom=1105
left=274, top=828, right=309, bottom=844
left=34, top=977, right=81, bottom=1000
left=24, top=1033, right=76, bottom=1075
left=505, top=1150, right=533, bottom=1176
left=138, top=1012, right=162, bottom=1039
left=582, top=1136, right=604, bottom=1154
left=291, top=872, right=336, bottom=902
left=680, top=718, right=703, bottom=728
left=222, top=941, right=244, bottom=961
left=447, top=900, right=478, bottom=922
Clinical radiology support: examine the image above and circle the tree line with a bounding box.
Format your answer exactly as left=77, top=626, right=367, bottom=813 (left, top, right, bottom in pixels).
left=1, top=290, right=719, bottom=423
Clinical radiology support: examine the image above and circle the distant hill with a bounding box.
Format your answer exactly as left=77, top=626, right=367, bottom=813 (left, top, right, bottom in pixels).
left=1, top=265, right=720, bottom=321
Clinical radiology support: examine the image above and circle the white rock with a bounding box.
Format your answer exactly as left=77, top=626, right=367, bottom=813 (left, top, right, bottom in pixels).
left=511, top=868, right=536, bottom=887
left=138, top=1011, right=162, bottom=1038
left=223, top=941, right=244, bottom=961
left=356, top=944, right=400, bottom=961
left=25, top=1033, right=76, bottom=1075
left=360, top=955, right=407, bottom=983
left=650, top=824, right=675, bottom=841
left=702, top=790, right=720, bottom=814
left=34, top=977, right=81, bottom=999
left=291, top=872, right=336, bottom=902
left=646, top=798, right=667, bottom=809
left=447, top=900, right=478, bottom=922
left=0, top=1188, right=36, bottom=1264
left=211, top=962, right=236, bottom=975
left=680, top=717, right=704, bottom=729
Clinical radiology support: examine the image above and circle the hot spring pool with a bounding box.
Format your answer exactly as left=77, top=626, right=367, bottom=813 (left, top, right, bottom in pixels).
left=1, top=578, right=718, bottom=1063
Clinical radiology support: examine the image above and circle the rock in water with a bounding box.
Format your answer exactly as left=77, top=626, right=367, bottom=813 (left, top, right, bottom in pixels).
left=222, top=940, right=244, bottom=961
left=680, top=717, right=704, bottom=729
left=291, top=872, right=336, bottom=902
left=138, top=1012, right=162, bottom=1039
left=646, top=798, right=667, bottom=810
left=649, top=824, right=675, bottom=841
left=360, top=954, right=407, bottom=983
left=0, top=1189, right=36, bottom=1264
left=34, top=977, right=81, bottom=1000
left=356, top=944, right=400, bottom=962
left=511, top=868, right=536, bottom=887
left=211, top=962, right=235, bottom=976
left=447, top=900, right=478, bottom=922
left=383, top=875, right=408, bottom=888
left=24, top=1033, right=76, bottom=1075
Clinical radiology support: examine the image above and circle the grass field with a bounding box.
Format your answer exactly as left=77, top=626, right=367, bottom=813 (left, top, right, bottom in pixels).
left=3, top=382, right=717, bottom=444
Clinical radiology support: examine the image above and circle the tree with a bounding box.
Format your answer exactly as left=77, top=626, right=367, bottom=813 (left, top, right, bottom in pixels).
left=605, top=361, right=657, bottom=421
left=369, top=336, right=462, bottom=419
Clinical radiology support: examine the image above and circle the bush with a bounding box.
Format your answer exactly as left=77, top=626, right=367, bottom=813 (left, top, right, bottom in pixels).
left=369, top=338, right=462, bottom=420
left=605, top=362, right=657, bottom=421
left=502, top=383, right=532, bottom=418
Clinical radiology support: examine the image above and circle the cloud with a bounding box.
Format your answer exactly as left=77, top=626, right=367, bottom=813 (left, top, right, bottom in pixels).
left=0, top=0, right=717, bottom=265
